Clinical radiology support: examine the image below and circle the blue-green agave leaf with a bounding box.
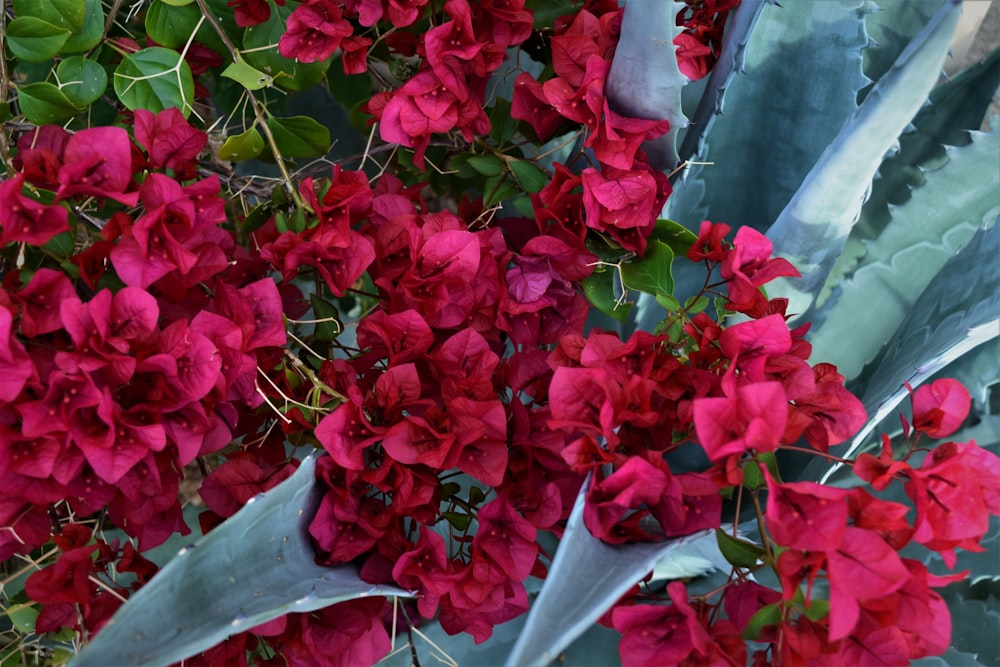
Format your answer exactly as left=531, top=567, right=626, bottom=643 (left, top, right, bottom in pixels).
left=912, top=649, right=991, bottom=667
left=808, top=129, right=1000, bottom=379
left=765, top=0, right=962, bottom=321
left=71, top=456, right=412, bottom=667
left=668, top=0, right=870, bottom=234
left=861, top=0, right=945, bottom=99
left=818, top=219, right=999, bottom=482
left=503, top=476, right=725, bottom=667
left=938, top=575, right=1000, bottom=665
left=605, top=0, right=688, bottom=171
left=676, top=0, right=769, bottom=167
left=854, top=49, right=1000, bottom=242
left=820, top=49, right=1000, bottom=308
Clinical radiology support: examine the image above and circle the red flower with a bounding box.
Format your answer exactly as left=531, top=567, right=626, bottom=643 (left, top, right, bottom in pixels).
left=473, top=498, right=538, bottom=582
left=907, top=378, right=971, bottom=438
left=906, top=439, right=1000, bottom=566
left=473, top=0, right=533, bottom=48
left=763, top=468, right=848, bottom=552
left=674, top=32, right=715, bottom=80
left=133, top=108, right=207, bottom=178
left=511, top=73, right=566, bottom=140
left=826, top=526, right=910, bottom=640
left=340, top=35, right=371, bottom=75
left=0, top=175, right=69, bottom=245
left=581, top=165, right=668, bottom=252
left=278, top=0, right=354, bottom=63
left=694, top=380, right=788, bottom=461
left=721, top=227, right=799, bottom=313
left=15, top=125, right=69, bottom=189
left=56, top=127, right=138, bottom=205
left=228, top=0, right=284, bottom=27
left=423, top=0, right=502, bottom=93
left=377, top=69, right=489, bottom=167
left=688, top=220, right=731, bottom=262
left=0, top=307, right=34, bottom=402
left=591, top=101, right=671, bottom=170
left=584, top=456, right=668, bottom=541
left=613, top=582, right=742, bottom=667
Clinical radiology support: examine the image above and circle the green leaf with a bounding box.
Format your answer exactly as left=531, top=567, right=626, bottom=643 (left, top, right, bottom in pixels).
left=145, top=0, right=201, bottom=50
left=684, top=294, right=709, bottom=314
left=715, top=530, right=765, bottom=569
left=221, top=59, right=272, bottom=91
left=468, top=486, right=486, bottom=505
left=0, top=102, right=10, bottom=123
left=510, top=195, right=534, bottom=218
left=483, top=173, right=521, bottom=207
left=12, top=0, right=84, bottom=32
left=113, top=46, right=196, bottom=116
left=489, top=97, right=518, bottom=145
left=620, top=239, right=675, bottom=296
left=243, top=4, right=331, bottom=91
left=43, top=230, right=75, bottom=260
left=649, top=218, right=698, bottom=257
left=467, top=154, right=505, bottom=176
left=6, top=602, right=38, bottom=633
left=743, top=602, right=782, bottom=640
left=508, top=160, right=548, bottom=193
left=803, top=598, right=830, bottom=622
left=655, top=293, right=680, bottom=312
left=160, top=0, right=195, bottom=5
left=5, top=16, right=70, bottom=62
left=56, top=56, right=108, bottom=107
left=60, top=0, right=103, bottom=53
left=266, top=115, right=331, bottom=158
left=441, top=511, right=472, bottom=531
left=327, top=59, right=376, bottom=110
left=582, top=272, right=632, bottom=323
left=440, top=482, right=461, bottom=500
left=530, top=0, right=578, bottom=29
left=742, top=452, right=777, bottom=491
left=71, top=456, right=414, bottom=667
left=241, top=202, right=272, bottom=233
left=218, top=126, right=266, bottom=161
left=308, top=295, right=342, bottom=343
left=16, top=81, right=80, bottom=124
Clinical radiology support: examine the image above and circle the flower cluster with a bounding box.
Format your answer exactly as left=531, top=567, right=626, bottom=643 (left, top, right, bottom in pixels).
left=512, top=5, right=672, bottom=253
left=0, top=110, right=289, bottom=636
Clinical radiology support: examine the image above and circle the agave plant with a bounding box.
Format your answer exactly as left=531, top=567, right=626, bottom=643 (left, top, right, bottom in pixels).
left=3, top=0, right=996, bottom=665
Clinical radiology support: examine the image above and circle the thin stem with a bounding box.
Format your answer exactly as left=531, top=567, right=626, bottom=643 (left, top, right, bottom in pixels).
left=0, top=8, right=15, bottom=176
left=750, top=490, right=774, bottom=563
left=193, top=0, right=306, bottom=208
left=282, top=349, right=346, bottom=402
left=777, top=445, right=854, bottom=467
